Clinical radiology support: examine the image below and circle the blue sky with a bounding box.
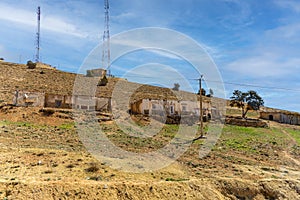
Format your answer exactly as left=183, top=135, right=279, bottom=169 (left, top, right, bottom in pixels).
left=1, top=0, right=300, bottom=112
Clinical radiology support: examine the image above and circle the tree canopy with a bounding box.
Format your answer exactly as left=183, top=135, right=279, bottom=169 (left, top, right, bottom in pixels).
left=197, top=88, right=206, bottom=96
left=230, top=90, right=264, bottom=118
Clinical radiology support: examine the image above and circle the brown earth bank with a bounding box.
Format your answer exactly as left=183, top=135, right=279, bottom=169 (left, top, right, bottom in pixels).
left=0, top=106, right=299, bottom=199
left=1, top=178, right=299, bottom=200
left=0, top=61, right=300, bottom=199
left=0, top=61, right=201, bottom=102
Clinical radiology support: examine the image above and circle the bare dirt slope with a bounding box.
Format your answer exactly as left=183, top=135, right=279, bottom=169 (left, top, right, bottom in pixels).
left=0, top=61, right=299, bottom=199
left=0, top=106, right=299, bottom=199
left=0, top=61, right=210, bottom=105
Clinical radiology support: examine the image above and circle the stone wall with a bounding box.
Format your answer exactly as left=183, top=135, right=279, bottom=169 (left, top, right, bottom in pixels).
left=225, top=116, right=268, bottom=128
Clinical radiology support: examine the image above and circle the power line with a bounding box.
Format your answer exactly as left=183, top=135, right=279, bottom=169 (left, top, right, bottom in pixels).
left=110, top=73, right=300, bottom=92
left=204, top=79, right=300, bottom=92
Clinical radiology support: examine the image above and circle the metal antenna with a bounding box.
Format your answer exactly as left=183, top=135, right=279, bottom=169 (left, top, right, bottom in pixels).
left=102, top=0, right=111, bottom=76
left=35, top=6, right=41, bottom=63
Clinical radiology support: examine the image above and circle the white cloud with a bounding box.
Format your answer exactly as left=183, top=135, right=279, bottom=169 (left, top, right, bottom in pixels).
left=113, top=12, right=135, bottom=21
left=146, top=49, right=182, bottom=60
left=226, top=18, right=300, bottom=78
left=42, top=16, right=88, bottom=38
left=219, top=0, right=254, bottom=30
left=0, top=3, right=88, bottom=38
left=0, top=4, right=35, bottom=26
left=275, top=0, right=300, bottom=13
left=265, top=22, right=300, bottom=42
left=120, top=63, right=194, bottom=91
left=226, top=54, right=300, bottom=77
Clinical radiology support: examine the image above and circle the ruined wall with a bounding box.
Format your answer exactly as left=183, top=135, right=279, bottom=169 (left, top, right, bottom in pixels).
left=130, top=99, right=143, bottom=114
left=86, top=69, right=107, bottom=77
left=226, top=116, right=268, bottom=128
left=45, top=94, right=72, bottom=109
left=260, top=111, right=300, bottom=125
left=280, top=114, right=300, bottom=125
left=13, top=91, right=45, bottom=107
left=260, top=112, right=281, bottom=122
left=130, top=98, right=212, bottom=119
left=95, top=97, right=111, bottom=111
left=73, top=95, right=96, bottom=110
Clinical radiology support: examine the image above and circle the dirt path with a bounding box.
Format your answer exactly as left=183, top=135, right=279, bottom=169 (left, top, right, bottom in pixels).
left=280, top=129, right=300, bottom=166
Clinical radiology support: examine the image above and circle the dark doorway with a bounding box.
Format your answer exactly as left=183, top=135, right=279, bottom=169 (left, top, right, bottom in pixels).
left=208, top=113, right=211, bottom=120
left=269, top=115, right=274, bottom=120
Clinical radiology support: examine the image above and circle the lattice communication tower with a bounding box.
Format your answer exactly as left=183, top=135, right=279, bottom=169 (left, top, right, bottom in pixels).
left=102, top=0, right=111, bottom=76
left=35, top=6, right=41, bottom=63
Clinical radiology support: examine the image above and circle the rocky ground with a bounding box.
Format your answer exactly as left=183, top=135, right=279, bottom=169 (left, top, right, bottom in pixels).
left=0, top=106, right=299, bottom=199
left=0, top=61, right=299, bottom=199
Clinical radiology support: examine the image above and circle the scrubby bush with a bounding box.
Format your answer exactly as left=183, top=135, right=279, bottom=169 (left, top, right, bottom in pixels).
left=85, top=163, right=99, bottom=172
left=97, top=75, right=108, bottom=86
left=27, top=60, right=36, bottom=69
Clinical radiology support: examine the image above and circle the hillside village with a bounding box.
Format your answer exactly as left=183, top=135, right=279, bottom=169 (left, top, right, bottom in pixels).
left=0, top=61, right=300, bottom=199
left=1, top=61, right=221, bottom=121
left=1, top=61, right=299, bottom=126
left=1, top=0, right=300, bottom=198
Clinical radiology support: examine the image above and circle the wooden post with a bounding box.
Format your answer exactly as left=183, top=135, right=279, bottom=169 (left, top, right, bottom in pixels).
left=199, top=75, right=204, bottom=137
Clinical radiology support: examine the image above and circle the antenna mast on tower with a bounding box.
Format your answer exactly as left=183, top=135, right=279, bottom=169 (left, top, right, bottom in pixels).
left=35, top=6, right=41, bottom=63
left=102, top=0, right=111, bottom=76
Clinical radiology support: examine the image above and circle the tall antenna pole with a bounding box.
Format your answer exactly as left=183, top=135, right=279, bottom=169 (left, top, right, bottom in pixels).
left=35, top=6, right=41, bottom=63
left=102, top=0, right=111, bottom=76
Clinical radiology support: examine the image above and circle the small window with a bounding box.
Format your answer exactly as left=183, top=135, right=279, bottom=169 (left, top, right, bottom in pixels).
left=152, top=104, right=157, bottom=110
left=170, top=106, right=174, bottom=114
left=81, top=105, right=88, bottom=110
left=89, top=106, right=96, bottom=110
left=182, top=105, right=187, bottom=111
left=55, top=100, right=62, bottom=108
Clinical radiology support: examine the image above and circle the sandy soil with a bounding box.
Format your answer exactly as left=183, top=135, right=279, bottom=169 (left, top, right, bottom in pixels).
left=0, top=106, right=299, bottom=199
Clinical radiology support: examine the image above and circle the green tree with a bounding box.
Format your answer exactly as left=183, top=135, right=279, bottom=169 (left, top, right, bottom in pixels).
left=197, top=88, right=206, bottom=96
left=230, top=90, right=264, bottom=118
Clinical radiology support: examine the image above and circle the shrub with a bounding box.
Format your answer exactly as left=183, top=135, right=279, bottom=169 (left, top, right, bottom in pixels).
left=88, top=176, right=102, bottom=181
left=85, top=163, right=99, bottom=172
left=98, top=75, right=108, bottom=86
left=44, top=170, right=53, bottom=174
left=27, top=60, right=36, bottom=69
left=66, top=164, right=75, bottom=169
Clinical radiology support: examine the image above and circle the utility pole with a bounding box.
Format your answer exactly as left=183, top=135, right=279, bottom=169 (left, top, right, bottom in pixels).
left=35, top=6, right=41, bottom=63
left=199, top=75, right=204, bottom=137
left=102, top=0, right=111, bottom=76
